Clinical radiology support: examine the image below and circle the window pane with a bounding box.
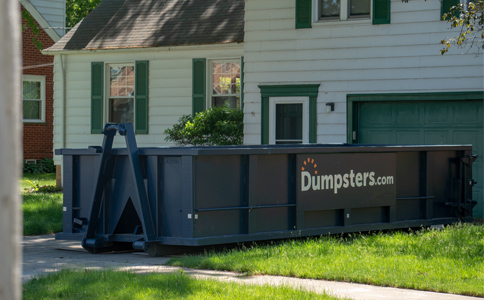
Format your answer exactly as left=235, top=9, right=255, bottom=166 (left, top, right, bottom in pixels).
left=321, top=0, right=340, bottom=18
left=212, top=96, right=240, bottom=109
left=109, top=98, right=134, bottom=124
left=212, top=62, right=240, bottom=96
left=23, top=81, right=41, bottom=99
left=110, top=66, right=134, bottom=97
left=23, top=100, right=41, bottom=120
left=350, top=0, right=371, bottom=16
left=275, top=104, right=303, bottom=143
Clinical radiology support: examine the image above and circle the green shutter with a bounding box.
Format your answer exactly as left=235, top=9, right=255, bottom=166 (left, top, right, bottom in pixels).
left=296, top=0, right=312, bottom=29
left=373, top=0, right=391, bottom=25
left=441, top=0, right=459, bottom=20
left=135, top=60, right=149, bottom=134
left=91, top=62, right=104, bottom=134
left=192, top=58, right=206, bottom=115
left=240, top=56, right=244, bottom=110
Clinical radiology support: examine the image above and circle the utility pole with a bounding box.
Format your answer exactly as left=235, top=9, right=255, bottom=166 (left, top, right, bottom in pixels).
left=0, top=0, right=22, bottom=298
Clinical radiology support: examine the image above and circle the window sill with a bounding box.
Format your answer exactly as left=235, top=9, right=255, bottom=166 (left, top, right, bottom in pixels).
left=23, top=120, right=47, bottom=124
left=313, top=18, right=371, bottom=27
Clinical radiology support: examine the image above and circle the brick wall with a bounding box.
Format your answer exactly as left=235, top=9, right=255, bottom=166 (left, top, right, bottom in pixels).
left=21, top=5, right=55, bottom=160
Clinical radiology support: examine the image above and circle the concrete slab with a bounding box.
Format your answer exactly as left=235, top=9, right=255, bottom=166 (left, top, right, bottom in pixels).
left=22, top=235, right=481, bottom=300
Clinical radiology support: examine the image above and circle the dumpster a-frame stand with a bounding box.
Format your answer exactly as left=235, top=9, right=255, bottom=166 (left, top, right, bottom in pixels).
left=82, top=123, right=156, bottom=253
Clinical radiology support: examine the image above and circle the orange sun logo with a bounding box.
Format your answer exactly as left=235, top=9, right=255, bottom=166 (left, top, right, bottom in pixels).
left=302, top=158, right=318, bottom=174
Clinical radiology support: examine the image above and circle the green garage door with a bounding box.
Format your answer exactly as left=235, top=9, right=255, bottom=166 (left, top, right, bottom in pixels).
left=357, top=99, right=483, bottom=218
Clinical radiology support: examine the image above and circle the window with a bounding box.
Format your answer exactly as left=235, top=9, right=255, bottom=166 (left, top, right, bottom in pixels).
left=22, top=75, right=46, bottom=122
left=320, top=0, right=371, bottom=21
left=209, top=60, right=241, bottom=109
left=107, top=64, right=135, bottom=124
left=269, top=97, right=309, bottom=144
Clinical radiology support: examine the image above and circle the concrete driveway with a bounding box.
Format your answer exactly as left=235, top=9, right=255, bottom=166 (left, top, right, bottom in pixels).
left=22, top=235, right=481, bottom=300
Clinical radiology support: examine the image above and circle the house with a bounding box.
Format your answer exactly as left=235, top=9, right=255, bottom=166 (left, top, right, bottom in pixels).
left=21, top=0, right=65, bottom=167
left=44, top=0, right=483, bottom=217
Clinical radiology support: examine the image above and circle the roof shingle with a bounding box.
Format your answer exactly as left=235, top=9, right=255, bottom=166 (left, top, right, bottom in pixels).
left=45, top=0, right=244, bottom=52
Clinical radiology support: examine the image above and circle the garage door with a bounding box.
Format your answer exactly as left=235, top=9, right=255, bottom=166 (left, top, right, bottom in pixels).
left=358, top=100, right=483, bottom=217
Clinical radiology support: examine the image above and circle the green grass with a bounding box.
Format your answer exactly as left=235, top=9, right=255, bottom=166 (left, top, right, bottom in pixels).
left=168, top=223, right=484, bottom=297
left=21, top=173, right=63, bottom=236
left=23, top=269, right=343, bottom=300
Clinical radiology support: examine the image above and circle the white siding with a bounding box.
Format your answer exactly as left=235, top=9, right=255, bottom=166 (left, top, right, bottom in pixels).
left=52, top=44, right=244, bottom=165
left=30, top=0, right=65, bottom=37
left=243, top=0, right=484, bottom=145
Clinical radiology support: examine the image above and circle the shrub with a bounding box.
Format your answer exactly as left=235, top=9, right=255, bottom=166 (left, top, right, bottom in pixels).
left=23, top=157, right=55, bottom=174
left=164, top=107, right=244, bottom=146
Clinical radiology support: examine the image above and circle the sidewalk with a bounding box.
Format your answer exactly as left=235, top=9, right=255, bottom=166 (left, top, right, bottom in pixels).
left=23, top=235, right=481, bottom=300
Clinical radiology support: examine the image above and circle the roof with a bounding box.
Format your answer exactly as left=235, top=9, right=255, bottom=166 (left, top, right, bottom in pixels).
left=45, top=0, right=244, bottom=52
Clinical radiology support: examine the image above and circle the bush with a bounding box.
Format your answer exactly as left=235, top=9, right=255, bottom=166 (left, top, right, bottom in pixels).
left=164, top=107, right=244, bottom=146
left=23, top=157, right=55, bottom=174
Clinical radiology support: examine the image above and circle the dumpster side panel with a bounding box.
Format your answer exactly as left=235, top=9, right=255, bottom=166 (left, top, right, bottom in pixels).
left=430, top=150, right=459, bottom=219
left=161, top=156, right=183, bottom=237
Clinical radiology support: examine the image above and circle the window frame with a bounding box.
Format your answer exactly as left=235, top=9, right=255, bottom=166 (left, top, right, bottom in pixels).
left=207, top=58, right=242, bottom=109
left=269, top=97, right=310, bottom=144
left=104, top=62, right=135, bottom=125
left=314, top=0, right=372, bottom=23
left=22, top=75, right=46, bottom=123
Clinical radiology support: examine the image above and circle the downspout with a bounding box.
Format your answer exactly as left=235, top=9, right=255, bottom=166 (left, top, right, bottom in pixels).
left=60, top=54, right=66, bottom=148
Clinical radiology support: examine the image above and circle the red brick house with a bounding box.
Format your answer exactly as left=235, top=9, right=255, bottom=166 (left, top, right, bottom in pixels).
left=20, top=0, right=65, bottom=163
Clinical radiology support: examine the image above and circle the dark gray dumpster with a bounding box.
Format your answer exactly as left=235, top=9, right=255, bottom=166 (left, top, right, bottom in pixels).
left=55, top=123, right=477, bottom=255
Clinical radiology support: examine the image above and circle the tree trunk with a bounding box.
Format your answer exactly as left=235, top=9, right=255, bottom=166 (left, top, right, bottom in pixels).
left=0, top=0, right=22, bottom=299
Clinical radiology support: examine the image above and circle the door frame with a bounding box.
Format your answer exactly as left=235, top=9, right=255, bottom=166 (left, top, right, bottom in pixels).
left=259, top=84, right=319, bottom=144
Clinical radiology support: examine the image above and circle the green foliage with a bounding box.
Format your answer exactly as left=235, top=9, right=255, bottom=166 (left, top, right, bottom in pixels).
left=21, top=9, right=42, bottom=50
left=441, top=0, right=484, bottom=54
left=164, top=107, right=244, bottom=146
left=66, top=0, right=103, bottom=29
left=23, top=158, right=55, bottom=174
left=168, top=224, right=484, bottom=297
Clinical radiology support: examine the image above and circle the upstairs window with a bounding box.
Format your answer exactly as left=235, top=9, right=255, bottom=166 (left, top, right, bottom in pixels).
left=22, top=75, right=45, bottom=122
left=320, top=0, right=371, bottom=21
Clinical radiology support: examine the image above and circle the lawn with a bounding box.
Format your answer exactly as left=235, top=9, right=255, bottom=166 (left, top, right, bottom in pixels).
left=21, top=173, right=63, bottom=236
left=23, top=269, right=344, bottom=300
left=167, top=223, right=484, bottom=297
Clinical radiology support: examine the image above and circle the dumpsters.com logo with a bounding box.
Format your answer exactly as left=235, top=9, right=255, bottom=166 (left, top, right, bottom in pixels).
left=300, top=157, right=395, bottom=194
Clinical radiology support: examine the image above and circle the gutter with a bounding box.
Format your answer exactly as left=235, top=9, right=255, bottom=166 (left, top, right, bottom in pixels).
left=41, top=41, right=245, bottom=56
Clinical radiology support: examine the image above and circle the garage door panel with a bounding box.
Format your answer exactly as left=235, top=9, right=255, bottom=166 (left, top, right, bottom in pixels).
left=361, top=130, right=396, bottom=144
left=424, top=131, right=449, bottom=145
left=396, top=131, right=421, bottom=144
left=453, top=101, right=483, bottom=124
left=397, top=103, right=420, bottom=124
left=359, top=102, right=394, bottom=125
left=424, top=102, right=451, bottom=124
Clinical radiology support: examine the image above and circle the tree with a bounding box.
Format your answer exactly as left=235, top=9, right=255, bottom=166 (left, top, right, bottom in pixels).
left=66, top=0, right=103, bottom=29
left=441, top=0, right=484, bottom=55
left=0, top=0, right=22, bottom=298
left=164, top=107, right=244, bottom=146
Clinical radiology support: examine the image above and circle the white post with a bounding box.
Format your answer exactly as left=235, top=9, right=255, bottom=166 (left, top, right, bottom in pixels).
left=0, top=0, right=22, bottom=298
